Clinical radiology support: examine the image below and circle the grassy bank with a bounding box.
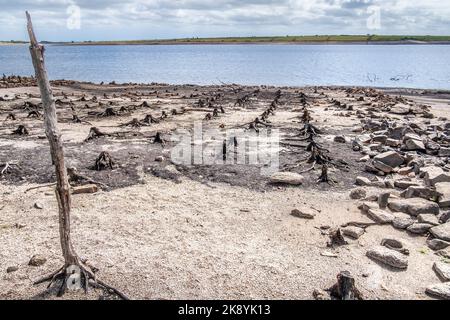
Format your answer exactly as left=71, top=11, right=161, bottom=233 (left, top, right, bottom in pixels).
left=61, top=35, right=450, bottom=45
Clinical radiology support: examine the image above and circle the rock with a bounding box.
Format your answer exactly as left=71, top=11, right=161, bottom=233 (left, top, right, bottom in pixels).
left=270, top=172, right=304, bottom=185
left=388, top=198, right=440, bottom=216
left=28, top=254, right=46, bottom=267
left=386, top=138, right=401, bottom=147
left=358, top=155, right=370, bottom=163
left=374, top=151, right=404, bottom=168
left=398, top=167, right=413, bottom=176
left=392, top=212, right=415, bottom=229
left=373, top=160, right=394, bottom=173
left=342, top=226, right=365, bottom=239
left=435, top=182, right=450, bottom=208
left=334, top=135, right=346, bottom=143
left=404, top=138, right=425, bottom=151
left=366, top=208, right=395, bottom=224
left=417, top=214, right=439, bottom=226
left=407, top=223, right=433, bottom=235
left=359, top=202, right=378, bottom=212
left=72, top=184, right=98, bottom=195
left=394, top=180, right=420, bottom=190
left=6, top=266, right=19, bottom=273
left=430, top=222, right=450, bottom=242
left=355, top=176, right=372, bottom=186
left=155, top=156, right=165, bottom=162
left=291, top=209, right=315, bottom=219
left=440, top=211, right=450, bottom=224
left=390, top=105, right=410, bottom=115
left=378, top=192, right=390, bottom=209
left=433, top=262, right=450, bottom=281
left=427, top=239, right=450, bottom=251
left=350, top=188, right=367, bottom=200
left=366, top=246, right=408, bottom=269
left=423, top=167, right=450, bottom=186
left=403, top=186, right=439, bottom=200
left=439, top=147, right=450, bottom=157
left=34, top=202, right=43, bottom=209
left=426, top=282, right=450, bottom=300
left=381, top=237, right=409, bottom=255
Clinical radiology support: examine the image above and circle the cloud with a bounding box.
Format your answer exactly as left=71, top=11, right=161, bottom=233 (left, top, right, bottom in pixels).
left=0, top=0, right=449, bottom=41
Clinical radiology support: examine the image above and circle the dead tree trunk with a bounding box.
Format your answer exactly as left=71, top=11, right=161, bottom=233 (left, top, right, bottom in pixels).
left=26, top=11, right=127, bottom=300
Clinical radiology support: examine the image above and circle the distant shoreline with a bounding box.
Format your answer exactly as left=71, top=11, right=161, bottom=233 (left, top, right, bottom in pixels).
left=3, top=35, right=450, bottom=46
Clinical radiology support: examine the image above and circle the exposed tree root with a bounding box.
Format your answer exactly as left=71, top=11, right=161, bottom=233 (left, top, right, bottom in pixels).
left=318, top=164, right=337, bottom=185
left=34, top=261, right=129, bottom=300
left=27, top=110, right=42, bottom=118
left=1, top=162, right=21, bottom=175
left=67, top=167, right=109, bottom=188
left=84, top=127, right=110, bottom=142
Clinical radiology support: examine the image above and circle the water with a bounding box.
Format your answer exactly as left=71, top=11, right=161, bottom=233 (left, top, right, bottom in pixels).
left=1, top=44, right=450, bottom=89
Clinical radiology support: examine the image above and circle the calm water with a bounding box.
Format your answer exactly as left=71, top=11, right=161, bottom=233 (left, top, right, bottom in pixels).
left=1, top=44, right=450, bottom=89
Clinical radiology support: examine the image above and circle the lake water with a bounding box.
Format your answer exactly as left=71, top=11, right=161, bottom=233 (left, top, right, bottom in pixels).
left=1, top=44, right=449, bottom=89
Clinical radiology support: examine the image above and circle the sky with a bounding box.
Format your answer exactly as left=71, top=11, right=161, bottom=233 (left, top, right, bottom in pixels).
left=1, top=0, right=449, bottom=41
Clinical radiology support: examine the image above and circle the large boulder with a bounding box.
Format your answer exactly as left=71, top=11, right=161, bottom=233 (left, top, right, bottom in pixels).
left=270, top=172, right=304, bottom=185
left=430, top=222, right=450, bottom=242
left=374, top=151, right=404, bottom=168
left=388, top=198, right=440, bottom=216
left=366, top=246, right=408, bottom=269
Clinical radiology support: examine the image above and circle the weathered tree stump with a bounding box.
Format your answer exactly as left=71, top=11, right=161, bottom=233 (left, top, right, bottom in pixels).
left=27, top=110, right=42, bottom=118
left=141, top=114, right=159, bottom=124
left=6, top=113, right=16, bottom=121
left=153, top=132, right=164, bottom=144
left=85, top=127, right=109, bottom=142
left=327, top=228, right=348, bottom=247
left=329, top=271, right=363, bottom=300
left=11, top=125, right=29, bottom=135
left=92, top=151, right=114, bottom=171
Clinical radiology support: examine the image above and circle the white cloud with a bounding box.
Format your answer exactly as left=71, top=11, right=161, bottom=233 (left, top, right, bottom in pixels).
left=0, top=0, right=449, bottom=41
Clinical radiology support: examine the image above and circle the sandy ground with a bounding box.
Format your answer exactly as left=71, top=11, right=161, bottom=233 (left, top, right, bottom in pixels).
left=0, top=81, right=449, bottom=300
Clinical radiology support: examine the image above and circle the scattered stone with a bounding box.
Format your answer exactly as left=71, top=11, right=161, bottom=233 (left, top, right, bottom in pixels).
left=433, top=262, right=450, bottom=281
left=426, top=282, right=450, bottom=300
left=366, top=246, right=408, bottom=269
left=6, top=266, right=19, bottom=273
left=312, top=289, right=331, bottom=300
left=334, top=135, right=346, bottom=143
left=440, top=211, right=450, bottom=224
left=381, top=237, right=409, bottom=255
left=427, top=239, right=450, bottom=251
left=358, top=155, right=370, bottom=163
left=374, top=151, right=404, bottom=168
left=394, top=180, right=420, bottom=190
left=33, top=202, right=43, bottom=209
left=270, top=172, right=304, bottom=185
left=402, top=186, right=440, bottom=200
left=72, top=184, right=99, bottom=195
left=435, top=182, right=450, bottom=208
left=291, top=208, right=315, bottom=219
left=398, top=167, right=413, bottom=176
left=342, top=226, right=365, bottom=239
left=355, top=176, right=372, bottom=186
left=407, top=223, right=433, bottom=235
left=366, top=208, right=395, bottom=224
left=155, top=156, right=165, bottom=162
left=430, top=222, right=450, bottom=242
left=350, top=188, right=367, bottom=200
left=439, top=147, right=450, bottom=157
left=392, top=212, right=415, bottom=229
left=373, top=160, right=394, bottom=174
left=388, top=198, right=440, bottom=216
left=28, top=254, right=46, bottom=267
left=320, top=251, right=338, bottom=258
left=423, top=167, right=450, bottom=186
left=417, top=214, right=439, bottom=226
left=386, top=138, right=401, bottom=147
left=378, top=192, right=390, bottom=209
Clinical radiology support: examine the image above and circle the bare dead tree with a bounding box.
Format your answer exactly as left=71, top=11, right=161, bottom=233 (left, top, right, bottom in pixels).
left=26, top=12, right=127, bottom=299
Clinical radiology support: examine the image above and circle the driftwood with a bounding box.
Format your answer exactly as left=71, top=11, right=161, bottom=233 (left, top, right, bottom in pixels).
left=26, top=12, right=127, bottom=299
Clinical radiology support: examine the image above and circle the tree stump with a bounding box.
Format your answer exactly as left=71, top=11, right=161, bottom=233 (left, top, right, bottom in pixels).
left=11, top=125, right=29, bottom=135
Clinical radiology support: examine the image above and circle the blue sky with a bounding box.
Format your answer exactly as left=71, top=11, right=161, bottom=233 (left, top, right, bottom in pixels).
left=1, top=0, right=449, bottom=41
